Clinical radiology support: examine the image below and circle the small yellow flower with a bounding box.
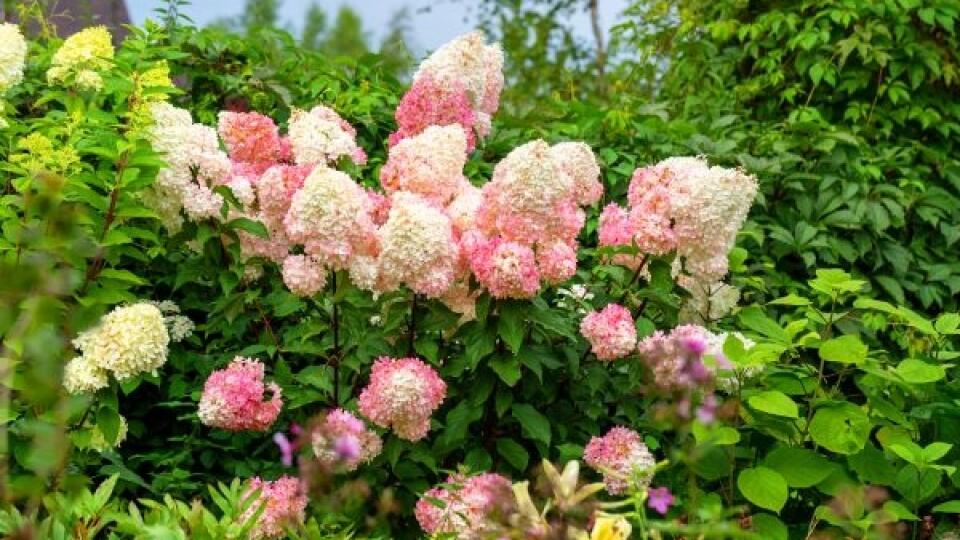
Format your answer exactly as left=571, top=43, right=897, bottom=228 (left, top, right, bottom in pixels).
left=591, top=515, right=632, bottom=540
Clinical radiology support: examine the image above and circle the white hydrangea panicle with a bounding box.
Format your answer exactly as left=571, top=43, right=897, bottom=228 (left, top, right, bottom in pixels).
left=380, top=124, right=468, bottom=205
left=287, top=105, right=365, bottom=166
left=63, top=356, right=109, bottom=394
left=0, top=23, right=27, bottom=93
left=71, top=302, right=170, bottom=383
left=375, top=192, right=460, bottom=297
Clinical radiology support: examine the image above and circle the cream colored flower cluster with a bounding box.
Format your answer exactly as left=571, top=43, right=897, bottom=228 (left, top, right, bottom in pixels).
left=63, top=303, right=171, bottom=394
left=143, top=102, right=232, bottom=231
left=380, top=125, right=468, bottom=206
left=288, top=105, right=367, bottom=166
left=46, top=26, right=114, bottom=91
left=0, top=23, right=26, bottom=93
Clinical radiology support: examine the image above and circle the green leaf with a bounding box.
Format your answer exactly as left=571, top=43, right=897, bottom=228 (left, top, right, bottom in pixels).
left=764, top=447, right=832, bottom=487
left=932, top=501, right=960, bottom=513
left=464, top=448, right=492, bottom=472
left=228, top=217, right=269, bottom=239
left=496, top=438, right=529, bottom=471
left=768, top=294, right=811, bottom=306
left=490, top=356, right=522, bottom=387
left=819, top=335, right=867, bottom=365
left=511, top=404, right=551, bottom=447
left=738, top=306, right=791, bottom=344
left=738, top=467, right=788, bottom=512
left=751, top=514, right=788, bottom=540
left=748, top=390, right=799, bottom=418
left=497, top=301, right=525, bottom=355
left=96, top=406, right=122, bottom=446
left=809, top=403, right=871, bottom=455
left=895, top=358, right=945, bottom=383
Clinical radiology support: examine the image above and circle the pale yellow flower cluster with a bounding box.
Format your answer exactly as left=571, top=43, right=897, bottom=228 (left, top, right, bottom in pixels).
left=47, top=26, right=114, bottom=91
left=63, top=303, right=170, bottom=394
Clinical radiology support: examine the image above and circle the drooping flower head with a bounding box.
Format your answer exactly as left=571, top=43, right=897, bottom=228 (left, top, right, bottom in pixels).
left=358, top=357, right=446, bottom=441
left=311, top=408, right=382, bottom=471
left=47, top=26, right=115, bottom=90
left=70, top=302, right=170, bottom=383
left=380, top=125, right=468, bottom=205
left=198, top=357, right=283, bottom=432
left=287, top=105, right=366, bottom=166
left=580, top=304, right=637, bottom=361
left=0, top=23, right=27, bottom=93
left=373, top=192, right=461, bottom=297
left=415, top=473, right=515, bottom=538
left=240, top=476, right=308, bottom=539
left=584, top=427, right=656, bottom=495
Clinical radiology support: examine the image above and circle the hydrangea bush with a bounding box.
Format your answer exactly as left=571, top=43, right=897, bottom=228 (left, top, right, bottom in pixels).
left=1, top=10, right=959, bottom=540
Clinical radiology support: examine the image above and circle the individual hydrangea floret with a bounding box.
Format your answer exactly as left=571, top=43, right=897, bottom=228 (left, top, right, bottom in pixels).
left=415, top=473, right=515, bottom=538
left=584, top=426, right=656, bottom=495
left=46, top=26, right=115, bottom=90
left=240, top=476, right=308, bottom=539
left=580, top=304, right=637, bottom=361
left=311, top=408, right=382, bottom=471
left=198, top=357, right=283, bottom=432
left=70, top=302, right=170, bottom=383
left=358, top=357, right=446, bottom=441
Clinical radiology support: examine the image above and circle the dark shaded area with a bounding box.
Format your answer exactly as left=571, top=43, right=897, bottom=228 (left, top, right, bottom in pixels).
left=2, top=0, right=131, bottom=42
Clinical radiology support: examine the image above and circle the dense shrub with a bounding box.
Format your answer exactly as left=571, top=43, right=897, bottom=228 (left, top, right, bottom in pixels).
left=1, top=6, right=959, bottom=540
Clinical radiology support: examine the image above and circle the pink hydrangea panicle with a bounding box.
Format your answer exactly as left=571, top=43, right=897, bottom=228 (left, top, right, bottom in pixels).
left=380, top=124, right=468, bottom=205
left=390, top=74, right=477, bottom=151
left=536, top=240, right=578, bottom=285
left=240, top=476, right=308, bottom=539
left=284, top=165, right=379, bottom=268
left=584, top=426, right=656, bottom=495
left=358, top=357, right=446, bottom=441
left=311, top=408, right=382, bottom=472
left=197, top=357, right=283, bottom=432
left=217, top=111, right=284, bottom=173
left=281, top=254, right=327, bottom=297
left=580, top=304, right=637, bottom=361
left=465, top=233, right=540, bottom=299
left=636, top=324, right=713, bottom=391
left=415, top=473, right=515, bottom=538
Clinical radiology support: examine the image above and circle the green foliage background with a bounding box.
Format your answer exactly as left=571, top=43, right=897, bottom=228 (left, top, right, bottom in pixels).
left=1, top=0, right=960, bottom=538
